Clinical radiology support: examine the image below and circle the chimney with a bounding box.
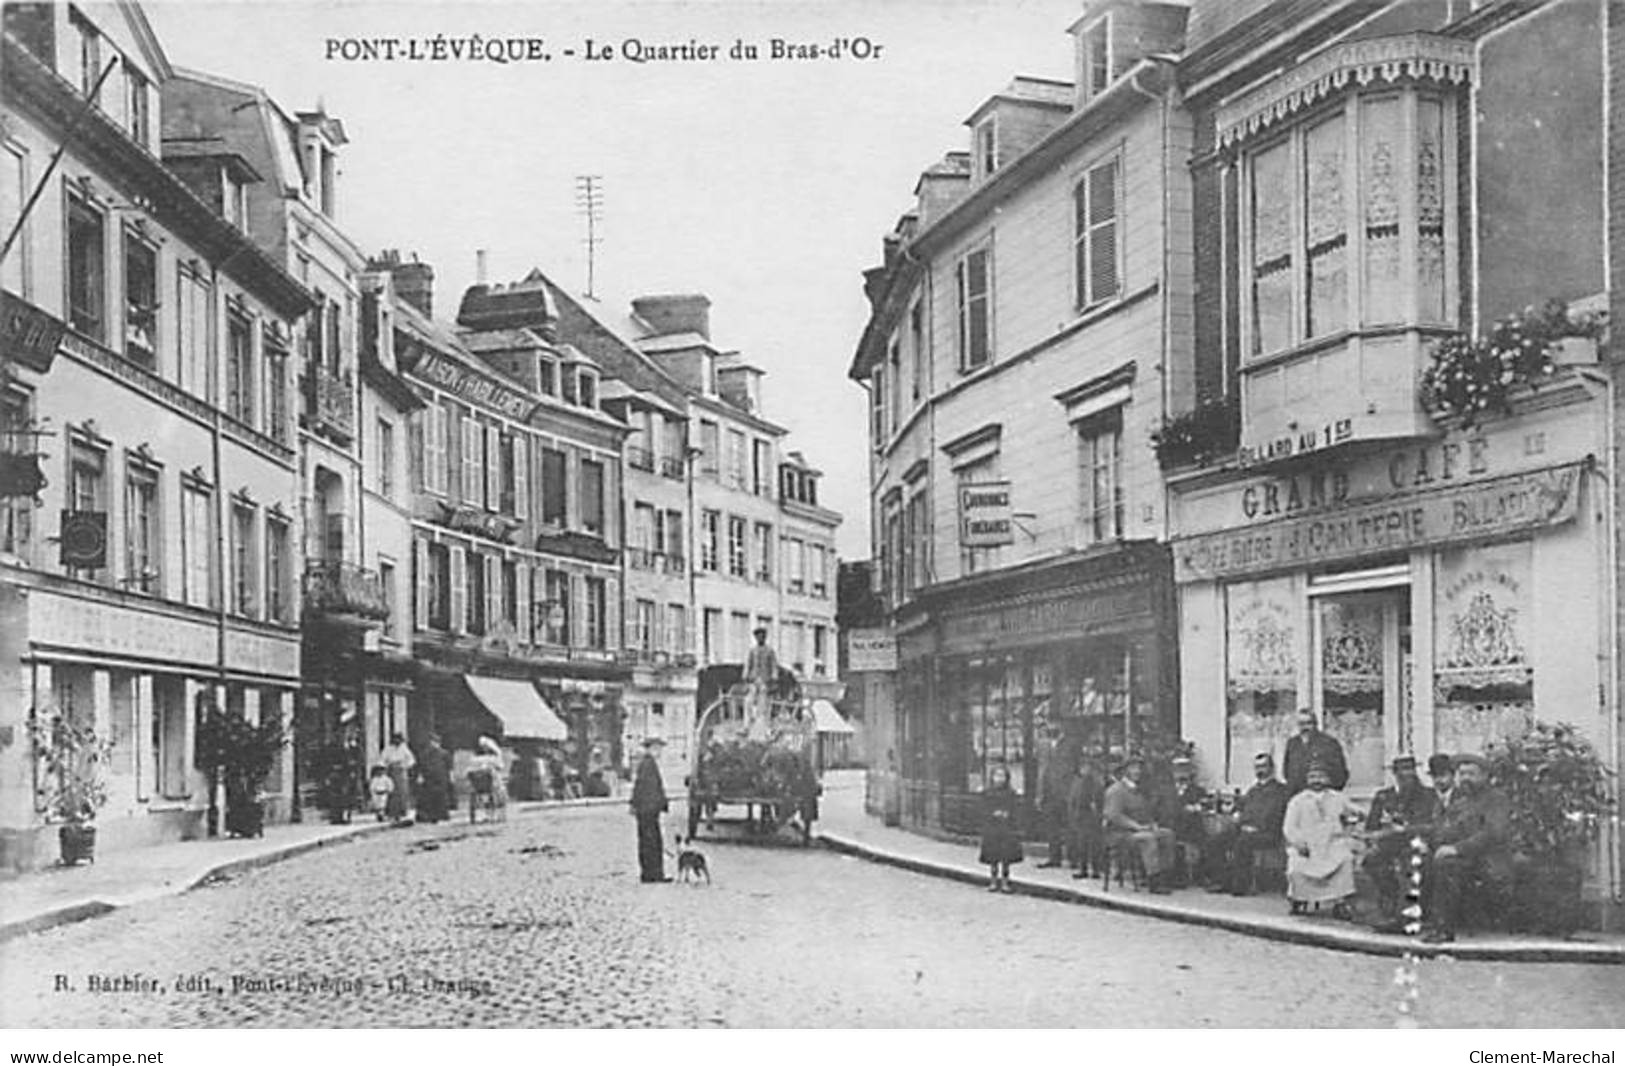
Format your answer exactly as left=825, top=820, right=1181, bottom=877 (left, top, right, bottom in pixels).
left=476, top=249, right=488, bottom=285
left=631, top=294, right=710, bottom=340
left=391, top=254, right=434, bottom=318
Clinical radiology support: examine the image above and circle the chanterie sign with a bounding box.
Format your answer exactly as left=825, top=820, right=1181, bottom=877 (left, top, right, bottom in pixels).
left=1174, top=463, right=1584, bottom=584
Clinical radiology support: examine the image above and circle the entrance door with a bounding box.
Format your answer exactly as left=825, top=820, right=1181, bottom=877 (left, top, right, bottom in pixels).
left=1312, top=588, right=1410, bottom=792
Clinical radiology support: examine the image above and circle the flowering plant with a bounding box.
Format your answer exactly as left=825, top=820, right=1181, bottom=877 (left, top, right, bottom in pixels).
left=1151, top=394, right=1240, bottom=470
left=1485, top=721, right=1614, bottom=858
left=1419, top=299, right=1606, bottom=429
left=27, top=713, right=112, bottom=823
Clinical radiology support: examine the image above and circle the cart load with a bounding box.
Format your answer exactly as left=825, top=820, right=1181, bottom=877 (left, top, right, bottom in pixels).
left=687, top=665, right=821, bottom=843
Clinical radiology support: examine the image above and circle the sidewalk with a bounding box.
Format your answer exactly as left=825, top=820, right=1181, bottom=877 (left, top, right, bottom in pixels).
left=0, top=795, right=623, bottom=943
left=813, top=771, right=1625, bottom=965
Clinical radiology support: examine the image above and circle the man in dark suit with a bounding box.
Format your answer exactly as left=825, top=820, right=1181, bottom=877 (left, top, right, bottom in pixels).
left=1283, top=709, right=1349, bottom=794
left=1363, top=754, right=1440, bottom=932
left=631, top=736, right=671, bottom=883
left=1102, top=756, right=1177, bottom=893
left=1421, top=753, right=1513, bottom=943
left=1209, top=752, right=1290, bottom=895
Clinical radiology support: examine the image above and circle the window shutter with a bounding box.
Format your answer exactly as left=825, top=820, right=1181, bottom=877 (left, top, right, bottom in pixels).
left=432, top=406, right=447, bottom=494
left=515, top=561, right=531, bottom=643
left=449, top=545, right=466, bottom=634
left=413, top=536, right=430, bottom=631
left=1089, top=160, right=1119, bottom=303
left=571, top=573, right=586, bottom=647
left=484, top=424, right=500, bottom=511
left=483, top=554, right=499, bottom=631
left=461, top=418, right=478, bottom=503
left=514, top=434, right=529, bottom=522
left=408, top=412, right=424, bottom=491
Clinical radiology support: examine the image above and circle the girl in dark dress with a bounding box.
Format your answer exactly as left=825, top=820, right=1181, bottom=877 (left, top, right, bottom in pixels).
left=978, top=763, right=1024, bottom=893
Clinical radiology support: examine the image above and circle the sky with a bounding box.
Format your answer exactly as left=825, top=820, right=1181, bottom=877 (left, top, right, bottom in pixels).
left=144, top=0, right=1086, bottom=558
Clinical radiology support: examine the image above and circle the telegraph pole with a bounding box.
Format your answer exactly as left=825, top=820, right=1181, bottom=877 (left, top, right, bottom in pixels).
left=575, top=175, right=603, bottom=299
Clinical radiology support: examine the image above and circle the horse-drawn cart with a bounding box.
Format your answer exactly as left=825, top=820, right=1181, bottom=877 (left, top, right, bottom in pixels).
left=686, top=666, right=821, bottom=844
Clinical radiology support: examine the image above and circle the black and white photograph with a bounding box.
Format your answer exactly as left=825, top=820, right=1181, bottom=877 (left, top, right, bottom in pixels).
left=2, top=0, right=1625, bottom=1037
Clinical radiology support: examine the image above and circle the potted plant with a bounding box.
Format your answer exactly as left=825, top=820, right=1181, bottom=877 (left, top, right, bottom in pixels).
left=1484, top=721, right=1615, bottom=936
left=196, top=702, right=288, bottom=839
left=27, top=712, right=113, bottom=865
left=1151, top=395, right=1241, bottom=471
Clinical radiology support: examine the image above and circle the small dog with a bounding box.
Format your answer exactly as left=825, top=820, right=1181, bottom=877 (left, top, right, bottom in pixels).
left=673, top=834, right=711, bottom=885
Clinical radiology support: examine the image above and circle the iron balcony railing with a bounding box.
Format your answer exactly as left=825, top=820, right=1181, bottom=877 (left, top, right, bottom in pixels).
left=302, top=560, right=388, bottom=621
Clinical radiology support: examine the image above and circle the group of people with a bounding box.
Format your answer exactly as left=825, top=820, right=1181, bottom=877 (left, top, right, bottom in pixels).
left=979, top=709, right=1514, bottom=943
left=362, top=731, right=457, bottom=825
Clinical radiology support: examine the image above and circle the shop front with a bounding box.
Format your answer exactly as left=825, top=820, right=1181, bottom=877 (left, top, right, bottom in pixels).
left=1171, top=389, right=1613, bottom=802
left=894, top=542, right=1178, bottom=837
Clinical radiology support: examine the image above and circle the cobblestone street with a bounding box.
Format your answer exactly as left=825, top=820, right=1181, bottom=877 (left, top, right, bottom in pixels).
left=3, top=799, right=1622, bottom=1028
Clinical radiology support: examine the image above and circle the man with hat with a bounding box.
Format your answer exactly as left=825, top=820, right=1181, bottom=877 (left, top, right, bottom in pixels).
left=1362, top=754, right=1441, bottom=932
left=1420, top=753, right=1512, bottom=943
left=1160, top=755, right=1210, bottom=886
left=1102, top=755, right=1177, bottom=893
left=1428, top=753, right=1457, bottom=811
left=1209, top=751, right=1290, bottom=895
left=1283, top=709, right=1349, bottom=795
left=744, top=625, right=780, bottom=728
left=630, top=736, right=671, bottom=883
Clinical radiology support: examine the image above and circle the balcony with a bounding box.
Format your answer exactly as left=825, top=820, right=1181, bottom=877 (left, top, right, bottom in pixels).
left=303, top=561, right=388, bottom=623
left=627, top=445, right=655, bottom=473
left=304, top=365, right=355, bottom=442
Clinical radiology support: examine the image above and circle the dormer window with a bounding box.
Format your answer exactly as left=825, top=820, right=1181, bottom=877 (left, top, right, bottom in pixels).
left=577, top=369, right=597, bottom=409
left=223, top=172, right=248, bottom=230
left=974, top=117, right=998, bottom=180
left=1079, top=15, right=1112, bottom=103
left=560, top=364, right=578, bottom=405
left=538, top=356, right=557, bottom=397
left=70, top=7, right=101, bottom=102
left=320, top=145, right=335, bottom=216
left=125, top=61, right=150, bottom=148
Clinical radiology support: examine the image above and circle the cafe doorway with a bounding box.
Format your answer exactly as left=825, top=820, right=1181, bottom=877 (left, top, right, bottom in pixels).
left=1310, top=564, right=1411, bottom=794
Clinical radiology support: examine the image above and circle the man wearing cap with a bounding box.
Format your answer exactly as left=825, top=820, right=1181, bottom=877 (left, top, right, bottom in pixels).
left=1209, top=752, right=1290, bottom=895
left=1421, top=753, right=1512, bottom=943
left=1102, top=756, right=1177, bottom=893
left=1362, top=754, right=1441, bottom=932
left=631, top=736, right=671, bottom=883
left=1283, top=709, right=1349, bottom=795
left=744, top=626, right=780, bottom=727
left=1160, top=756, right=1210, bottom=887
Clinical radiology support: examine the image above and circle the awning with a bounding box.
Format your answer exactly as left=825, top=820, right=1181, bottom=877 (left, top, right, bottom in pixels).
left=810, top=699, right=855, bottom=735
left=465, top=676, right=568, bottom=741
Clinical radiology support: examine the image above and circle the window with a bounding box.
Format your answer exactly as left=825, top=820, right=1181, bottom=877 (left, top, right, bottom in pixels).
left=730, top=612, right=751, bottom=663
left=727, top=515, right=746, bottom=578
left=753, top=522, right=773, bottom=583
left=812, top=544, right=829, bottom=597
left=319, top=145, right=335, bottom=217
left=465, top=550, right=485, bottom=635
left=153, top=679, right=188, bottom=799
left=752, top=439, right=772, bottom=497
left=698, top=421, right=719, bottom=477
left=323, top=299, right=342, bottom=374
left=2, top=143, right=30, bottom=297
left=703, top=608, right=723, bottom=664
left=727, top=430, right=747, bottom=490
left=540, top=447, right=567, bottom=525
left=124, top=462, right=159, bottom=594
left=635, top=599, right=656, bottom=652
left=71, top=8, right=102, bottom=100
left=666, top=603, right=687, bottom=654
left=226, top=312, right=254, bottom=423
left=483, top=425, right=501, bottom=512
left=176, top=265, right=209, bottom=396
left=500, top=559, right=517, bottom=627
left=125, top=60, right=149, bottom=146
left=584, top=576, right=607, bottom=649
left=182, top=481, right=214, bottom=607
left=700, top=509, right=720, bottom=572
left=581, top=459, right=605, bottom=534
left=974, top=116, right=998, bottom=179
left=538, top=357, right=556, bottom=397
left=266, top=517, right=290, bottom=623
left=909, top=299, right=925, bottom=405
left=66, top=194, right=105, bottom=341
left=1243, top=92, right=1454, bottom=358
left=786, top=537, right=805, bottom=593
left=813, top=625, right=828, bottom=676
left=1079, top=16, right=1112, bottom=100
left=224, top=175, right=247, bottom=231
left=578, top=370, right=597, bottom=409
left=869, top=367, right=886, bottom=445
left=377, top=418, right=395, bottom=498
left=460, top=416, right=481, bottom=504
left=265, top=333, right=290, bottom=445
left=1, top=391, right=35, bottom=559
left=379, top=560, right=397, bottom=637
left=904, top=492, right=931, bottom=596
left=955, top=459, right=999, bottom=577
left=1078, top=409, right=1124, bottom=544
left=419, top=404, right=449, bottom=496
left=543, top=569, right=570, bottom=644
left=1074, top=156, right=1121, bottom=308
left=122, top=233, right=157, bottom=363
left=424, top=543, right=451, bottom=630
left=65, top=439, right=106, bottom=581
left=230, top=503, right=257, bottom=616
left=887, top=338, right=903, bottom=436
left=955, top=245, right=992, bottom=371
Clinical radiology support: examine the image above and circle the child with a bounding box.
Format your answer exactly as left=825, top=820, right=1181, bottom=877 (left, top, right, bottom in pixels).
left=368, top=764, right=393, bottom=821
left=979, top=763, right=1024, bottom=893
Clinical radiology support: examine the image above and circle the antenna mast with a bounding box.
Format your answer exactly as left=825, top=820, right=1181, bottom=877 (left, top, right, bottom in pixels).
left=575, top=175, right=604, bottom=299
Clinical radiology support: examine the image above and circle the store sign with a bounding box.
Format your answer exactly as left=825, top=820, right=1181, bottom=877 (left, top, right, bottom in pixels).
left=1, top=290, right=65, bottom=373
left=942, top=586, right=1150, bottom=651
left=959, top=480, right=1013, bottom=547
left=846, top=629, right=897, bottom=672
left=1174, top=462, right=1584, bottom=583
left=406, top=349, right=539, bottom=421
left=31, top=591, right=216, bottom=665
left=1238, top=416, right=1357, bottom=467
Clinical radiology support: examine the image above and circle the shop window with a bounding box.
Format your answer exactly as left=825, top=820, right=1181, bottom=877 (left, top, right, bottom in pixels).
left=66, top=194, right=105, bottom=341
left=1432, top=542, right=1533, bottom=761
left=1315, top=588, right=1407, bottom=792
left=1225, top=578, right=1301, bottom=785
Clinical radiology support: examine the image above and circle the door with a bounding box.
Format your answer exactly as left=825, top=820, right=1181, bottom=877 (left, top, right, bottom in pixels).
left=1312, top=588, right=1410, bottom=792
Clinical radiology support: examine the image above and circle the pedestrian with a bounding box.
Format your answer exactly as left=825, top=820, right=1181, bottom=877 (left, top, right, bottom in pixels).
left=381, top=732, right=416, bottom=823
left=368, top=765, right=393, bottom=821
left=415, top=732, right=454, bottom=824
left=1283, top=709, right=1349, bottom=794
left=1035, top=725, right=1070, bottom=868
left=978, top=763, right=1023, bottom=894
left=1066, top=754, right=1105, bottom=879
left=631, top=736, right=671, bottom=883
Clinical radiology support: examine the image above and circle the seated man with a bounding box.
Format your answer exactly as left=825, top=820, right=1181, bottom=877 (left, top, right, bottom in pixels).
left=1362, top=754, right=1441, bottom=933
left=1102, top=756, right=1177, bottom=894
left=1208, top=752, right=1289, bottom=895
left=1161, top=756, right=1210, bottom=887
left=1282, top=761, right=1358, bottom=919
left=1421, top=753, right=1513, bottom=944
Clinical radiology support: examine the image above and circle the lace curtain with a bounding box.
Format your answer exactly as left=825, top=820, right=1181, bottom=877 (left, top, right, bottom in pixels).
left=1433, top=542, right=1533, bottom=759
left=1415, top=97, right=1447, bottom=322
left=1362, top=96, right=1403, bottom=324
left=1251, top=141, right=1294, bottom=354
left=1319, top=596, right=1387, bottom=790
left=1305, top=116, right=1347, bottom=337
left=1226, top=578, right=1299, bottom=782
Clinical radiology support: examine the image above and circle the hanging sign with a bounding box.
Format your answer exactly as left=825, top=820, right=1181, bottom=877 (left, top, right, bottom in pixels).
left=959, top=480, right=1013, bottom=547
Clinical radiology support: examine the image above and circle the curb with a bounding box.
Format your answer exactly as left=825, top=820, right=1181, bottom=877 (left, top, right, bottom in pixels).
left=0, top=823, right=390, bottom=944
left=818, top=831, right=1625, bottom=966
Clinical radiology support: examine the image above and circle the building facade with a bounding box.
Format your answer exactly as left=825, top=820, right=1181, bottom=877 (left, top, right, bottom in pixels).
left=849, top=1, right=1193, bottom=836
left=2, top=1, right=312, bottom=867
left=1169, top=0, right=1618, bottom=921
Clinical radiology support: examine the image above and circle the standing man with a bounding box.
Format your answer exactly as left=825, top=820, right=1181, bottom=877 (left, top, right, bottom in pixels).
left=631, top=736, right=672, bottom=883
left=1283, top=709, right=1349, bottom=794
left=1363, top=754, right=1440, bottom=932
left=1102, top=756, right=1177, bottom=893
left=1036, top=725, right=1071, bottom=868
left=744, top=626, right=780, bottom=729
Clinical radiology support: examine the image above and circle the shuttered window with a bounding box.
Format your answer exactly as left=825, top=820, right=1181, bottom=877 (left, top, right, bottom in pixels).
left=955, top=245, right=992, bottom=371
left=1074, top=156, right=1121, bottom=308
left=414, top=537, right=430, bottom=630
left=513, top=434, right=529, bottom=521
left=484, top=424, right=501, bottom=512
left=449, top=545, right=466, bottom=634
left=540, top=447, right=567, bottom=526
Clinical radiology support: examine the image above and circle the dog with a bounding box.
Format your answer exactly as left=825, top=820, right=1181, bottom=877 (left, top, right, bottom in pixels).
left=673, top=834, right=711, bottom=885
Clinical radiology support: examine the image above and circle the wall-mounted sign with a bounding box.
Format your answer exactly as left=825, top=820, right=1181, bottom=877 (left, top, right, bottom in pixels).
left=407, top=349, right=539, bottom=422
left=59, top=511, right=107, bottom=569
left=1174, top=462, right=1584, bottom=584
left=1, top=291, right=65, bottom=373
left=959, top=480, right=1013, bottom=547
left=1239, top=416, right=1357, bottom=467
left=846, top=628, right=898, bottom=672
